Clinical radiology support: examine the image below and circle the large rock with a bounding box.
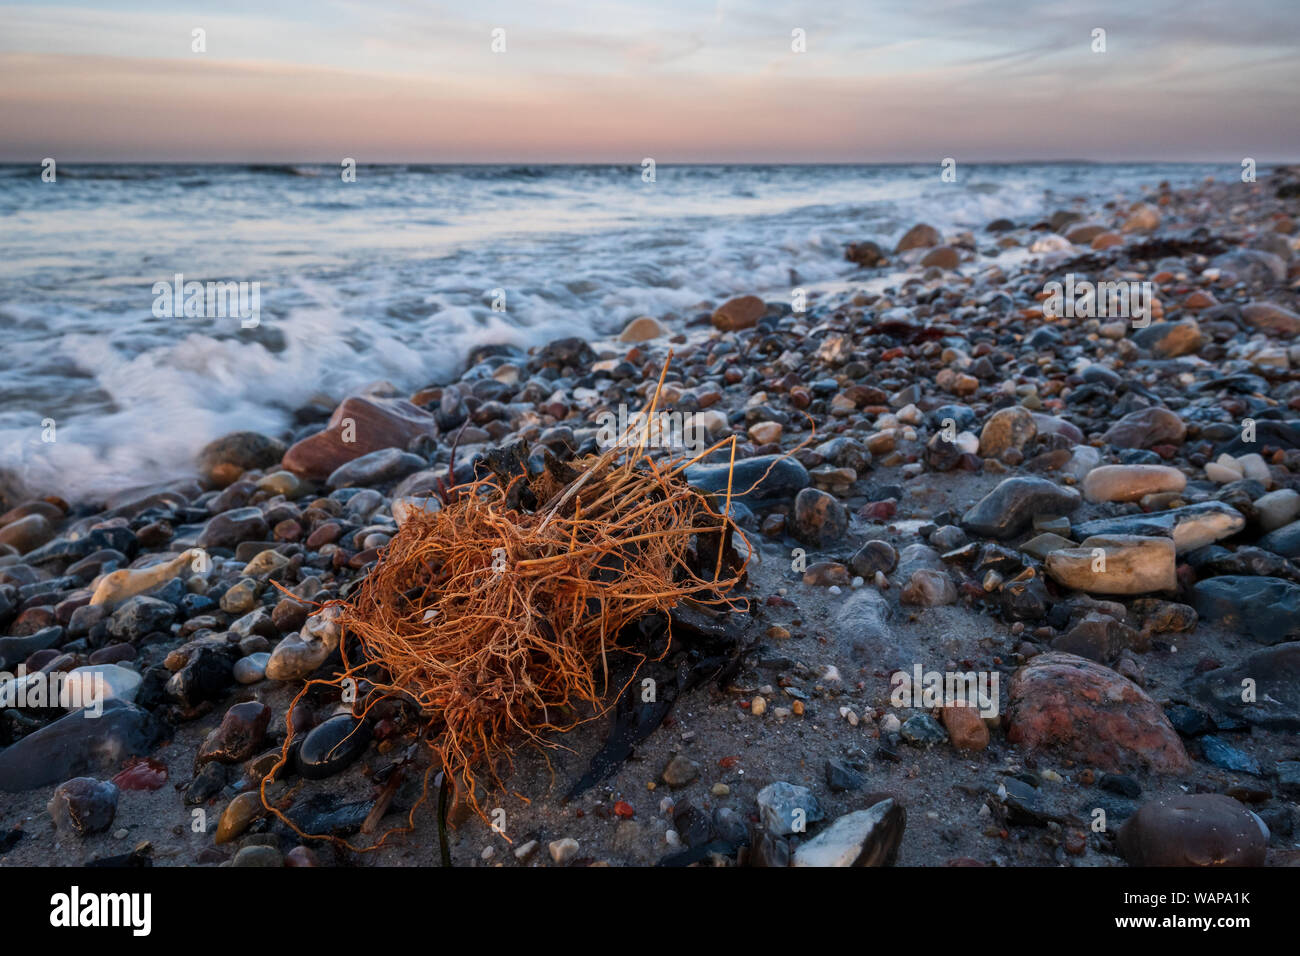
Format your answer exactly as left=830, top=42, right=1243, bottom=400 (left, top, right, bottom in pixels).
left=1045, top=535, right=1176, bottom=595
left=0, top=700, right=156, bottom=791
left=1192, top=576, right=1300, bottom=645
left=196, top=506, right=270, bottom=550
left=792, top=799, right=906, bottom=867
left=1081, top=464, right=1186, bottom=503
left=282, top=396, right=438, bottom=480
left=1132, top=319, right=1202, bottom=358
left=792, top=488, right=847, bottom=546
left=1241, top=301, right=1300, bottom=335
left=1118, top=794, right=1268, bottom=867
left=326, top=448, right=425, bottom=490
left=1102, top=407, right=1186, bottom=449
left=47, top=777, right=119, bottom=837
left=895, top=223, right=941, bottom=252
left=711, top=295, right=765, bottom=332
left=0, top=514, right=55, bottom=554
left=197, top=432, right=287, bottom=487
left=1005, top=652, right=1189, bottom=774
left=1071, top=501, right=1244, bottom=553
left=1258, top=519, right=1300, bottom=559
left=961, top=477, right=1081, bottom=540
left=1187, top=642, right=1300, bottom=730
left=685, top=455, right=808, bottom=502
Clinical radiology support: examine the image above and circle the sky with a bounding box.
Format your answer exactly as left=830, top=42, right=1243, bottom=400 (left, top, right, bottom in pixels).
left=1, top=0, right=1297, bottom=163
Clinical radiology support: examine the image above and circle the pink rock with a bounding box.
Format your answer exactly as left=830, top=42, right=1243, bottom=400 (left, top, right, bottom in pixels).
left=282, top=396, right=437, bottom=480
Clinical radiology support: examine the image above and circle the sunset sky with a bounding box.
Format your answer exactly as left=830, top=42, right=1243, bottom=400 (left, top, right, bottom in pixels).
left=2, top=0, right=1298, bottom=162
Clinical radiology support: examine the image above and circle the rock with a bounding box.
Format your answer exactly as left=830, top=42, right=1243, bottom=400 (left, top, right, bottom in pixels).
left=1132, top=320, right=1203, bottom=357
left=850, top=540, right=898, bottom=577
left=792, top=488, right=847, bottom=546
left=90, top=549, right=200, bottom=609
left=62, top=664, right=143, bottom=710
left=165, top=646, right=235, bottom=708
left=1188, top=642, right=1300, bottom=730
left=711, top=295, right=765, bottom=332
left=1192, top=576, right=1300, bottom=645
left=265, top=607, right=341, bottom=681
left=900, top=713, right=948, bottom=747
left=107, top=596, right=176, bottom=641
left=215, top=791, right=265, bottom=843
left=233, top=652, right=269, bottom=684
left=1082, top=464, right=1186, bottom=503
left=618, top=316, right=667, bottom=342
left=978, top=407, right=1037, bottom=458
left=0, top=700, right=156, bottom=791
left=1051, top=611, right=1140, bottom=662
left=896, top=223, right=940, bottom=252
left=685, top=455, right=809, bottom=502
left=961, top=477, right=1081, bottom=540
left=1045, top=535, right=1176, bottom=594
left=220, top=578, right=258, bottom=614
left=1103, top=407, right=1186, bottom=449
left=845, top=241, right=885, bottom=267
left=282, top=395, right=438, bottom=480
left=232, top=845, right=283, bottom=867
left=196, top=507, right=270, bottom=550
left=942, top=704, right=989, bottom=751
left=792, top=799, right=905, bottom=867
left=47, top=777, right=119, bottom=837
left=326, top=448, right=425, bottom=489
left=1199, top=735, right=1261, bottom=775
left=1005, top=652, right=1189, bottom=774
left=756, top=781, right=824, bottom=836
left=1071, top=501, right=1245, bottom=553
left=296, top=715, right=371, bottom=780
left=548, top=837, right=579, bottom=864
left=834, top=590, right=901, bottom=666
left=0, top=626, right=62, bottom=670
left=197, top=432, right=287, bottom=487
left=1255, top=490, right=1300, bottom=532
left=1259, top=520, right=1300, bottom=559
left=661, top=755, right=700, bottom=788
left=899, top=569, right=957, bottom=606
left=1241, top=301, right=1300, bottom=335
left=197, top=701, right=271, bottom=765
left=1118, top=794, right=1268, bottom=866
left=1121, top=202, right=1160, bottom=233
left=0, top=515, right=54, bottom=554
left=824, top=758, right=865, bottom=792
left=919, top=245, right=960, bottom=269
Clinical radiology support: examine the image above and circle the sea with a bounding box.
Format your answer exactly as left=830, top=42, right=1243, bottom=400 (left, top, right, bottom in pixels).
left=0, top=161, right=1232, bottom=500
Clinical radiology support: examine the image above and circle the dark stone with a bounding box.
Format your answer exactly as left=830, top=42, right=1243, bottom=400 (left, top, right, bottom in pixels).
left=0, top=701, right=157, bottom=791
left=0, top=626, right=62, bottom=670
left=1187, top=642, right=1300, bottom=730
left=196, top=507, right=270, bottom=550
left=825, top=758, right=865, bottom=793
left=47, top=777, right=119, bottom=836
left=1259, top=520, right=1300, bottom=559
left=107, top=596, right=177, bottom=642
left=961, top=477, right=1081, bottom=540
left=1199, top=736, right=1262, bottom=775
left=685, top=455, right=809, bottom=503
left=196, top=701, right=272, bottom=765
left=1098, top=773, right=1142, bottom=798
left=295, top=715, right=372, bottom=780
left=1192, top=576, right=1300, bottom=645
left=165, top=646, right=235, bottom=709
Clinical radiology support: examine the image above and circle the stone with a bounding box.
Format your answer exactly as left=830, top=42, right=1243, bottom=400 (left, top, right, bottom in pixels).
left=197, top=507, right=269, bottom=550
left=62, top=664, right=143, bottom=710
left=265, top=607, right=341, bottom=681
left=90, top=549, right=200, bottom=609
left=197, top=701, right=271, bottom=765
left=1133, top=319, right=1202, bottom=357
left=0, top=700, right=156, bottom=791
left=961, top=477, right=1081, bottom=540
left=197, top=432, right=287, bottom=487
left=1045, top=535, right=1176, bottom=595
left=792, top=799, right=905, bottom=867
left=1259, top=520, right=1300, bottom=559
left=215, top=790, right=265, bottom=844
left=661, top=755, right=700, bottom=789
left=1121, top=202, right=1160, bottom=233
left=834, top=590, right=901, bottom=667
left=919, top=245, right=960, bottom=269
left=942, top=705, right=989, bottom=751
left=756, top=781, right=824, bottom=836
left=685, top=455, right=809, bottom=502
left=1082, top=464, right=1186, bottom=503
left=978, top=407, right=1037, bottom=458
left=326, top=447, right=426, bottom=489
left=899, top=569, right=957, bottom=607
left=0, top=515, right=54, bottom=554
left=1192, top=576, right=1300, bottom=645
left=1071, top=501, right=1245, bottom=553
left=900, top=713, right=948, bottom=747
left=1051, top=611, right=1139, bottom=662
left=1199, top=735, right=1261, bottom=775
left=47, top=777, right=119, bottom=837
left=1118, top=794, right=1268, bottom=866
left=232, top=845, right=283, bottom=867
left=792, top=488, right=847, bottom=546
left=1103, top=407, right=1186, bottom=449
left=1241, top=301, right=1300, bottom=335
left=233, top=652, right=269, bottom=684
left=282, top=395, right=438, bottom=480
left=296, top=715, right=371, bottom=779
left=1188, top=642, right=1300, bottom=730
left=0, top=626, right=62, bottom=670
left=850, top=540, right=898, bottom=578
left=548, top=837, right=580, bottom=864
left=107, top=596, right=176, bottom=641
left=1005, top=652, right=1189, bottom=774
left=896, top=223, right=941, bottom=252
left=618, top=316, right=667, bottom=343
left=711, top=295, right=765, bottom=332
left=824, top=758, right=864, bottom=792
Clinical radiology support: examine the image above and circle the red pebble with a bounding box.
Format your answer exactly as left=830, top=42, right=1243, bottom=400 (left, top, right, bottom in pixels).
left=614, top=801, right=635, bottom=819
left=112, top=757, right=168, bottom=792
